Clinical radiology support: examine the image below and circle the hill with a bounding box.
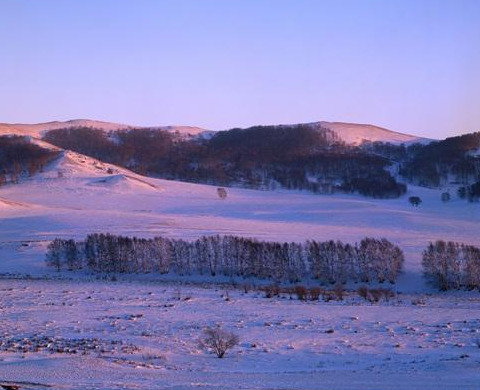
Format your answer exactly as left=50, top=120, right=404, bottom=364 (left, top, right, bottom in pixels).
left=2, top=119, right=478, bottom=199
left=0, top=118, right=429, bottom=145
left=0, top=119, right=206, bottom=138
left=317, top=121, right=430, bottom=145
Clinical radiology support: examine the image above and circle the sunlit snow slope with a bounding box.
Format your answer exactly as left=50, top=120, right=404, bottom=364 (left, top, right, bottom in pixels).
left=317, top=121, right=431, bottom=145
left=0, top=118, right=432, bottom=144
left=0, top=119, right=207, bottom=138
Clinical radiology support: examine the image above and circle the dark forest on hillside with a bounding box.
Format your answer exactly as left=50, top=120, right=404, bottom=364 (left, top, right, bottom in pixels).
left=0, top=136, right=60, bottom=186
left=43, top=125, right=407, bottom=198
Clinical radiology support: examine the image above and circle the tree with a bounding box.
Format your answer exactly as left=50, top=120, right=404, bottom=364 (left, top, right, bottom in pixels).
left=422, top=240, right=480, bottom=290
left=45, top=238, right=64, bottom=272
left=200, top=327, right=239, bottom=358
left=408, top=196, right=422, bottom=207
left=441, top=192, right=451, bottom=202
left=217, top=187, right=227, bottom=200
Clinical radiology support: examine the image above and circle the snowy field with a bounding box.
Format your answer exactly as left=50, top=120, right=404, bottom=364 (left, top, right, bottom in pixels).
left=0, top=278, right=479, bottom=390
left=0, top=151, right=480, bottom=389
left=0, top=150, right=479, bottom=290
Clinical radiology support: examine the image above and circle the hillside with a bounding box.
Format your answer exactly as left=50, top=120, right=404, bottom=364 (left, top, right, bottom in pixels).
left=0, top=119, right=207, bottom=138
left=41, top=124, right=408, bottom=198
left=2, top=119, right=479, bottom=199
left=317, top=121, right=430, bottom=145
left=0, top=118, right=428, bottom=145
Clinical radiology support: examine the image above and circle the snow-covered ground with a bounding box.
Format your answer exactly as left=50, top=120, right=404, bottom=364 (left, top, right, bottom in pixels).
left=0, top=278, right=479, bottom=389
left=1, top=148, right=480, bottom=389
left=0, top=149, right=478, bottom=290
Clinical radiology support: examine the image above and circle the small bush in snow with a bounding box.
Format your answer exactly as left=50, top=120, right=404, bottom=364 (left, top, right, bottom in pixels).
left=333, top=284, right=344, bottom=301
left=263, top=284, right=280, bottom=298
left=357, top=286, right=369, bottom=301
left=368, top=288, right=383, bottom=303
left=200, top=327, right=239, bottom=358
left=408, top=196, right=422, bottom=207
left=217, top=187, right=227, bottom=200
left=294, top=285, right=308, bottom=301
left=308, top=287, right=322, bottom=301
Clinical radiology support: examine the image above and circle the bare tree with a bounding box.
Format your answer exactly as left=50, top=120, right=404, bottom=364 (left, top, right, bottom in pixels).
left=200, top=327, right=239, bottom=358
left=408, top=196, right=422, bottom=207
left=45, top=238, right=64, bottom=272
left=441, top=192, right=451, bottom=202
left=217, top=187, right=227, bottom=200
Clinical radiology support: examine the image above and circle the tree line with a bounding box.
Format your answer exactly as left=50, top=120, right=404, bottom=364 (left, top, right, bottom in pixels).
left=46, top=234, right=405, bottom=284
left=0, top=136, right=59, bottom=186
left=422, top=240, right=480, bottom=290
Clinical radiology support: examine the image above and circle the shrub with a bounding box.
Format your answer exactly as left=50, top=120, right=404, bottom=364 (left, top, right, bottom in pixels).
left=294, top=285, right=308, bottom=301
left=263, top=284, right=280, bottom=298
left=308, top=287, right=322, bottom=301
left=408, top=196, right=422, bottom=207
left=368, top=288, right=382, bottom=303
left=333, top=283, right=344, bottom=301
left=379, top=287, right=395, bottom=301
left=217, top=187, right=228, bottom=200
left=357, top=285, right=369, bottom=301
left=200, top=327, right=239, bottom=358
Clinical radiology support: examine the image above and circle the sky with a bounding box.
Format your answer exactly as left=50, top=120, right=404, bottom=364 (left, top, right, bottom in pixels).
left=0, top=0, right=479, bottom=139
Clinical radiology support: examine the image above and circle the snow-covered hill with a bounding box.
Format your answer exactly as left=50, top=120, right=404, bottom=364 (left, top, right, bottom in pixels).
left=0, top=119, right=134, bottom=137
left=316, top=121, right=431, bottom=145
left=1, top=118, right=433, bottom=144
left=0, top=119, right=208, bottom=138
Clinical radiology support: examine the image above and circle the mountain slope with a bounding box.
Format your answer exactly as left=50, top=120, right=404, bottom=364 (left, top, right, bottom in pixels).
left=1, top=119, right=429, bottom=145
left=0, top=119, right=207, bottom=138
left=0, top=119, right=134, bottom=137
left=316, top=121, right=431, bottom=145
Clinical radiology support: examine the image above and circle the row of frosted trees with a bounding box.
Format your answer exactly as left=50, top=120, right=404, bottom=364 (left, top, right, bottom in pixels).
left=422, top=240, right=480, bottom=290
left=46, top=234, right=405, bottom=284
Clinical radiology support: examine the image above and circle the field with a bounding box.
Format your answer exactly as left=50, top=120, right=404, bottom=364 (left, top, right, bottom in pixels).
left=0, top=278, right=479, bottom=390
left=0, top=152, right=480, bottom=389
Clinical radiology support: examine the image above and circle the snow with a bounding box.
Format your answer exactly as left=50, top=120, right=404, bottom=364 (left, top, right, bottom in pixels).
left=317, top=121, right=432, bottom=145
left=0, top=278, right=478, bottom=389
left=0, top=119, right=135, bottom=137
left=1, top=141, right=480, bottom=389
left=1, top=118, right=433, bottom=144
left=0, top=119, right=208, bottom=139
left=0, top=148, right=479, bottom=288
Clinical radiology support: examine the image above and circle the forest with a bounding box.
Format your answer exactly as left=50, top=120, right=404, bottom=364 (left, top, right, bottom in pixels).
left=365, top=132, right=480, bottom=192
left=43, top=125, right=406, bottom=198
left=41, top=126, right=480, bottom=200
left=45, top=234, right=405, bottom=285
left=422, top=240, right=480, bottom=290
left=0, top=135, right=59, bottom=186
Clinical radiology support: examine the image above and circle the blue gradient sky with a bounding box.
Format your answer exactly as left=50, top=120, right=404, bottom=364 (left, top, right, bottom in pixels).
left=0, top=0, right=479, bottom=138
